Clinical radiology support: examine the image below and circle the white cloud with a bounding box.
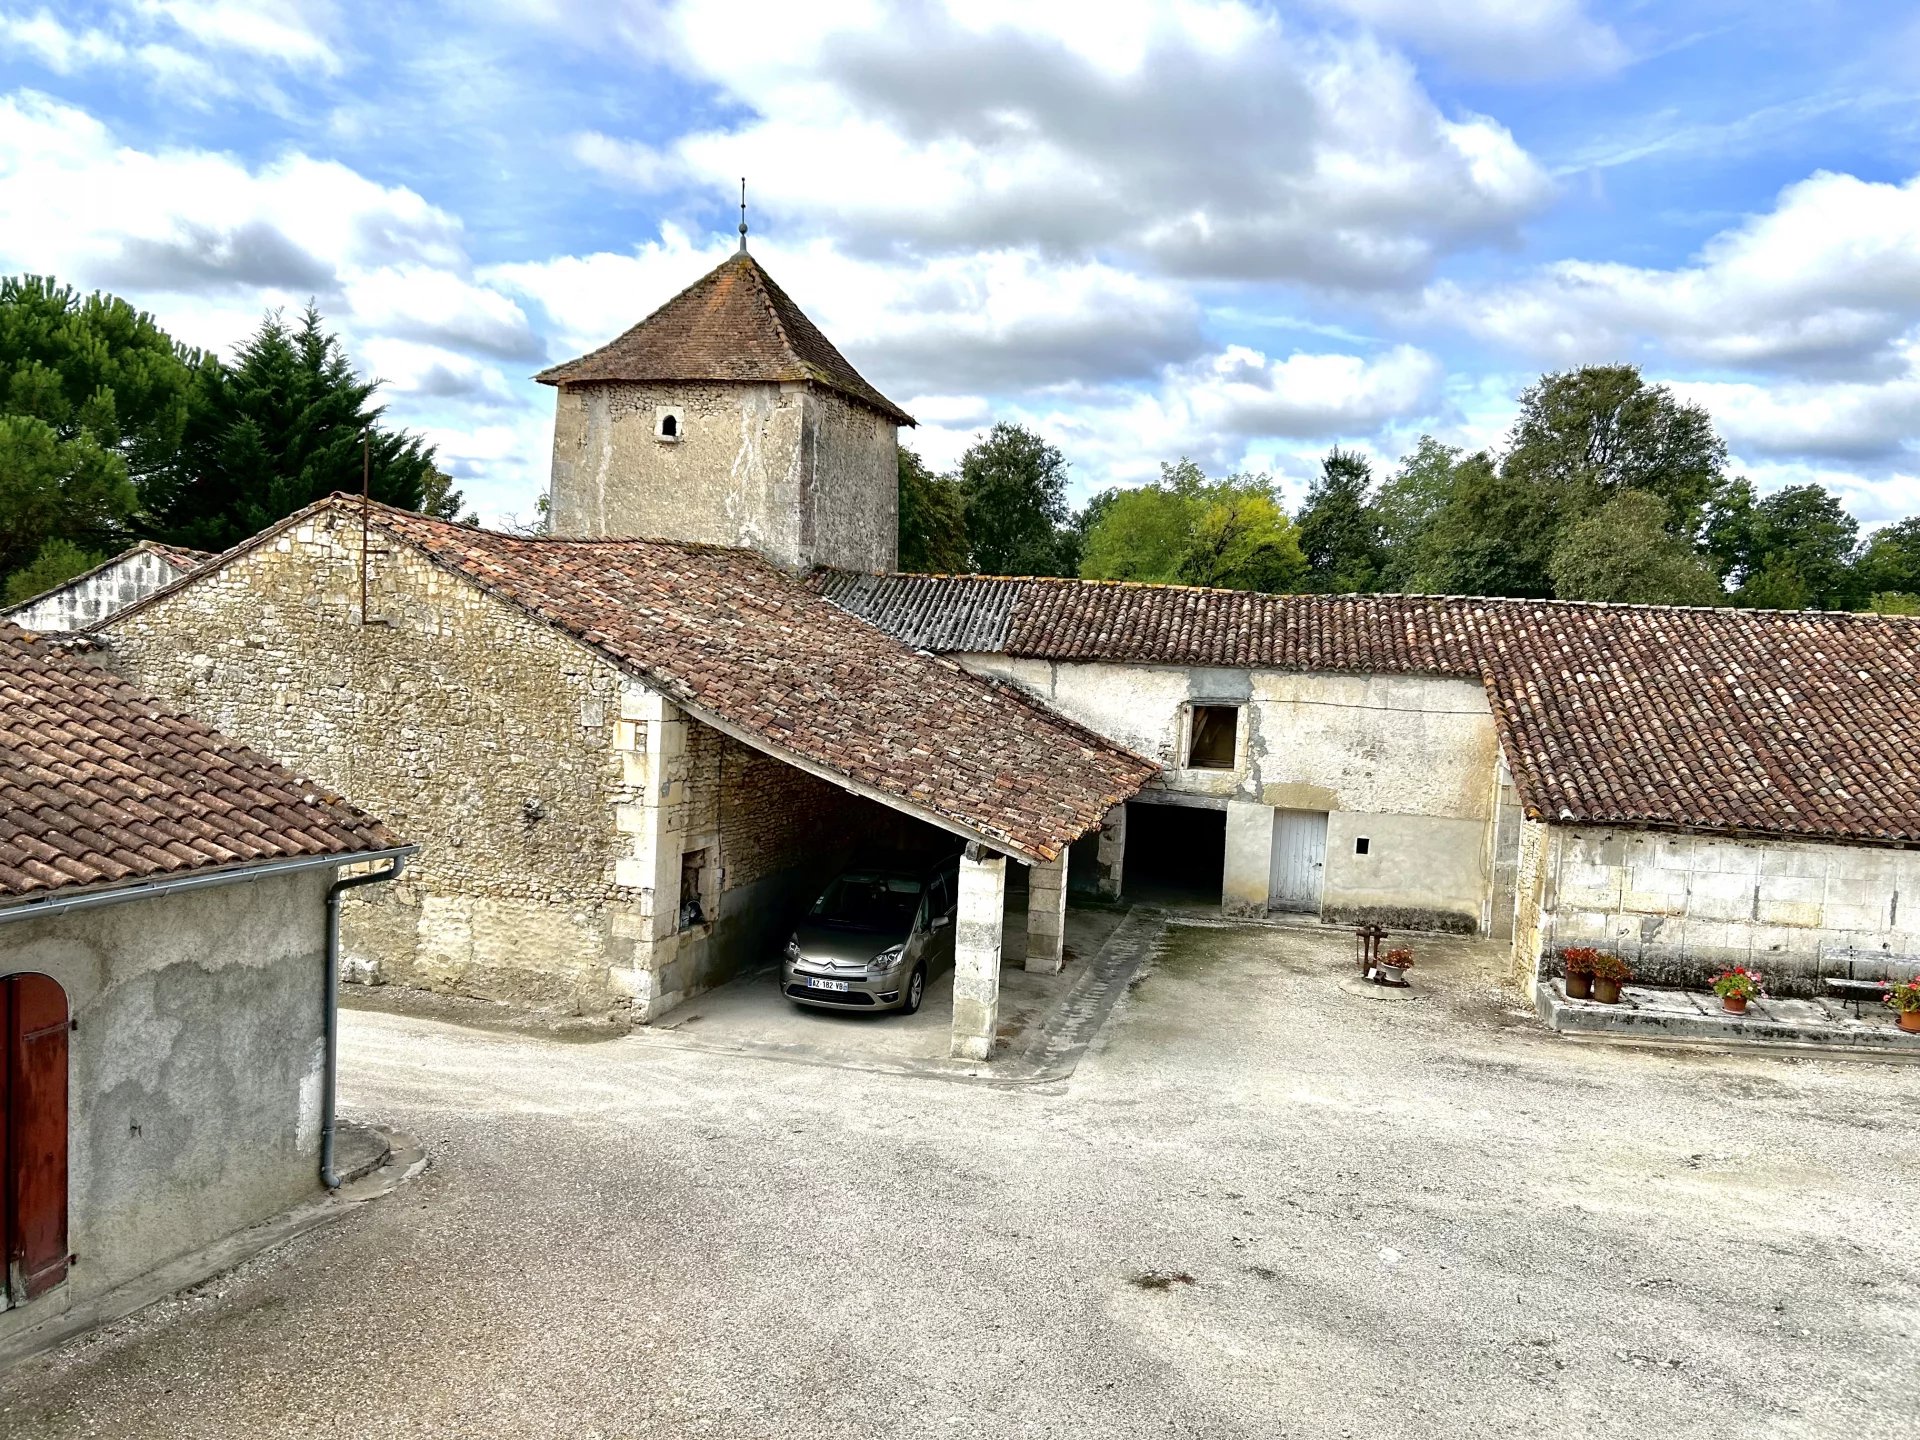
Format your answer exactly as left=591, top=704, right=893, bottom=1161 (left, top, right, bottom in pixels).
left=572, top=0, right=1550, bottom=289
left=134, top=0, right=342, bottom=72
left=1317, top=0, right=1627, bottom=80
left=1424, top=170, right=1920, bottom=376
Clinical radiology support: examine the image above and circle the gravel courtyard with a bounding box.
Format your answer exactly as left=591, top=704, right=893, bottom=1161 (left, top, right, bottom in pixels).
left=4, top=919, right=1916, bottom=1439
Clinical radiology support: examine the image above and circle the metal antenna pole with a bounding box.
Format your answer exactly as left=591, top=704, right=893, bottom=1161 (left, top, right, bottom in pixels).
left=361, top=430, right=370, bottom=624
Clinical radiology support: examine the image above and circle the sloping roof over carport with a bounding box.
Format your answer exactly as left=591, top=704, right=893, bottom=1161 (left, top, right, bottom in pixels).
left=101, top=500, right=1155, bottom=864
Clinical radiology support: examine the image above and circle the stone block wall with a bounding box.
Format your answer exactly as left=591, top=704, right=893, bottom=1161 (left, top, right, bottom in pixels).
left=1531, top=825, right=1920, bottom=995
left=6, top=549, right=188, bottom=633
left=98, top=509, right=646, bottom=1012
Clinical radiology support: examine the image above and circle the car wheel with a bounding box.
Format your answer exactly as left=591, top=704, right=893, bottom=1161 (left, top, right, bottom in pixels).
left=902, top=964, right=927, bottom=1015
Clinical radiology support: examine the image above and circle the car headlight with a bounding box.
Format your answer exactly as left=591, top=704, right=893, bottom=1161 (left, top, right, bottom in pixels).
left=869, top=944, right=906, bottom=974
left=784, top=936, right=802, bottom=962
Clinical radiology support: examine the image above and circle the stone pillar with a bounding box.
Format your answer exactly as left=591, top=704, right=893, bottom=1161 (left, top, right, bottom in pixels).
left=1095, top=804, right=1127, bottom=900
left=1024, top=851, right=1069, bottom=974
left=1223, top=799, right=1276, bottom=914
left=609, top=682, right=691, bottom=1020
left=950, top=843, right=1007, bottom=1062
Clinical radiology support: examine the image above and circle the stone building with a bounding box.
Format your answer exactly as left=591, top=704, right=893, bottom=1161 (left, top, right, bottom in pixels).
left=819, top=575, right=1920, bottom=996
left=92, top=498, right=1152, bottom=1058
left=537, top=248, right=913, bottom=572
left=3, top=541, right=210, bottom=633
left=0, top=622, right=405, bottom=1345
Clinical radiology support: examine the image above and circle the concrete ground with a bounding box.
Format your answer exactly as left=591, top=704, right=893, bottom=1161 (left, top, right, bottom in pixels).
left=646, top=900, right=1131, bottom=1066
left=5, top=920, right=1917, bottom=1438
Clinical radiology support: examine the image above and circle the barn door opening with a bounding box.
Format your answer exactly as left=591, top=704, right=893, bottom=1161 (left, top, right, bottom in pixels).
left=0, top=973, right=69, bottom=1307
left=1269, top=809, right=1328, bottom=914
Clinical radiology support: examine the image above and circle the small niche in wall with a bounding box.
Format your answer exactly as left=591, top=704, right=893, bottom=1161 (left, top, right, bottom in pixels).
left=1355, top=837, right=1371, bottom=856
left=655, top=406, right=684, bottom=443
left=678, top=846, right=714, bottom=931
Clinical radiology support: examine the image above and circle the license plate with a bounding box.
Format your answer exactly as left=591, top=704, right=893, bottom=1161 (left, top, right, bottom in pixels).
left=806, top=977, right=851, bottom=992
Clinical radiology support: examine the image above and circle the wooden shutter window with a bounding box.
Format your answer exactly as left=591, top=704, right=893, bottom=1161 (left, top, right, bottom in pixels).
left=3, top=973, right=70, bottom=1303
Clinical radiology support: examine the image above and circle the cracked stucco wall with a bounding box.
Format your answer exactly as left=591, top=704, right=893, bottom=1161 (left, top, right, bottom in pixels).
left=957, top=657, right=1499, bottom=931
left=1540, top=826, right=1920, bottom=995
left=548, top=380, right=897, bottom=571
left=0, top=868, right=331, bottom=1336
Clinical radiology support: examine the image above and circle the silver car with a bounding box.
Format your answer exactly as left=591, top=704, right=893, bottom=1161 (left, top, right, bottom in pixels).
left=781, top=855, right=960, bottom=1014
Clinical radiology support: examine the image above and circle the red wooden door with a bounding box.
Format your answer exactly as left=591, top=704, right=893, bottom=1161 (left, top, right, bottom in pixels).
left=3, top=974, right=68, bottom=1302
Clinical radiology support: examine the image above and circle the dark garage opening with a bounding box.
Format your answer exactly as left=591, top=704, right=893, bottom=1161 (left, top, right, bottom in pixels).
left=1124, top=800, right=1224, bottom=907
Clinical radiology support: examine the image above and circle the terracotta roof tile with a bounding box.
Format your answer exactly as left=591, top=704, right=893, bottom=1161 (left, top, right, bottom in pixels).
left=337, top=504, right=1150, bottom=863
left=0, top=622, right=402, bottom=905
left=533, top=252, right=915, bottom=426
left=814, top=573, right=1920, bottom=847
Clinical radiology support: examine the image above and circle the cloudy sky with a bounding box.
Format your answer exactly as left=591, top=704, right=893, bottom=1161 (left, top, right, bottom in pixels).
left=3, top=1, right=1916, bottom=527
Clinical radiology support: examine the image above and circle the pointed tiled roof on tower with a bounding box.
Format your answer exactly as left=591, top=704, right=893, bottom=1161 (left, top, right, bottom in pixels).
left=534, top=251, right=915, bottom=427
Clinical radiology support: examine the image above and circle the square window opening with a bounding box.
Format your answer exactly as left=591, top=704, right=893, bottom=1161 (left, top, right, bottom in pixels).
left=1186, top=704, right=1240, bottom=770
left=1355, top=837, right=1371, bottom=856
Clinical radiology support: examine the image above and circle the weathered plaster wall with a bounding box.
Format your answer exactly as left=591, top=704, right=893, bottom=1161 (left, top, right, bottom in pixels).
left=98, top=509, right=645, bottom=1013
left=958, top=657, right=1499, bottom=929
left=1539, top=826, right=1920, bottom=995
left=1511, top=819, right=1551, bottom=987
left=548, top=380, right=896, bottom=571
left=0, top=869, right=331, bottom=1335
left=4, top=551, right=188, bottom=633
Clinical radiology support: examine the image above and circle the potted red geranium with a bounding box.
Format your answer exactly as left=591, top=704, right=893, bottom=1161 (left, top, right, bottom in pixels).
left=1711, top=967, right=1764, bottom=1015
left=1561, top=946, right=1598, bottom=1001
left=1884, top=976, right=1920, bottom=1033
left=1589, top=952, right=1632, bottom=1005
left=1378, top=947, right=1415, bottom=985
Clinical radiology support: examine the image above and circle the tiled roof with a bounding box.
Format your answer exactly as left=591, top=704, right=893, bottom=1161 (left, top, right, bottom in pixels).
left=145, top=541, right=215, bottom=572
left=534, top=252, right=915, bottom=427
left=814, top=573, right=1920, bottom=847
left=241, top=502, right=1148, bottom=863
left=0, top=622, right=401, bottom=904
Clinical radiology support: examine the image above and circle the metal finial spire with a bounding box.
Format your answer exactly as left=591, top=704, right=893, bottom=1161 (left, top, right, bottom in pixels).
left=738, top=177, right=749, bottom=254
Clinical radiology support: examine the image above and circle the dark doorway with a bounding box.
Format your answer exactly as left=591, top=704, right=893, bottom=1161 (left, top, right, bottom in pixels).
left=1, top=972, right=69, bottom=1305
left=1123, top=801, right=1225, bottom=907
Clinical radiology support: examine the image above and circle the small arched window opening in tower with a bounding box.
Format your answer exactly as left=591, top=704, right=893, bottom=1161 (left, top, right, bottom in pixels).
left=655, top=407, right=684, bottom=443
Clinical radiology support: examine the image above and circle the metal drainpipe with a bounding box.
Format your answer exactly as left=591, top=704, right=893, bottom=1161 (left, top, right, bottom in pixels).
left=322, top=855, right=408, bottom=1189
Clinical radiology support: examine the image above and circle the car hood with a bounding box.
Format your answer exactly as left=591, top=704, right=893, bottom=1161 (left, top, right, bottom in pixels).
left=793, top=923, right=900, bottom=967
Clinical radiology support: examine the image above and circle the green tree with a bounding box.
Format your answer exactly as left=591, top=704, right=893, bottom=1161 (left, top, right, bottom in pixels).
left=897, top=445, right=968, bottom=572
left=3, top=538, right=104, bottom=605
left=1548, top=490, right=1724, bottom=605
left=1296, top=447, right=1384, bottom=593
left=421, top=466, right=477, bottom=526
left=1080, top=459, right=1306, bottom=592
left=1403, top=457, right=1556, bottom=598
left=147, top=306, right=439, bottom=551
left=1739, top=485, right=1860, bottom=609
left=1858, top=517, right=1920, bottom=597
left=1372, top=436, right=1476, bottom=591
left=1866, top=591, right=1920, bottom=616
left=1504, top=364, right=1728, bottom=538
left=957, top=423, right=1076, bottom=576
left=1079, top=481, right=1194, bottom=582
left=0, top=274, right=196, bottom=585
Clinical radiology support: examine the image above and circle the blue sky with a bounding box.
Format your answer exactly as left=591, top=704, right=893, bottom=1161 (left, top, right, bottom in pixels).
left=2, top=1, right=1916, bottom=529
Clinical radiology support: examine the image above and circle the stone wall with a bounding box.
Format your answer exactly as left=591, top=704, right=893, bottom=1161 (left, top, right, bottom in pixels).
left=5, top=549, right=188, bottom=633
left=548, top=379, right=896, bottom=571
left=958, top=656, right=1499, bottom=931
left=1538, top=826, right=1920, bottom=996
left=98, top=508, right=646, bottom=1012
left=1511, top=818, right=1551, bottom=987
left=0, top=868, right=332, bottom=1338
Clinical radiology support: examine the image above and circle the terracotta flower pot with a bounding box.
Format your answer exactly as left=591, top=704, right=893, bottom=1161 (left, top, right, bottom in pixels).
left=1565, top=972, right=1593, bottom=1000
left=1722, top=994, right=1749, bottom=1015
left=1899, top=1010, right=1920, bottom=1033
left=1593, top=977, right=1623, bottom=1005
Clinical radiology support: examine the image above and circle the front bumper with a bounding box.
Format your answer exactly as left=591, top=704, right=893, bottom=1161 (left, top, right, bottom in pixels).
left=781, top=958, right=909, bottom=1011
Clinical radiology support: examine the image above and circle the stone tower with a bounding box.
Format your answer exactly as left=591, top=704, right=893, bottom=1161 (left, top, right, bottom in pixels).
left=536, top=249, right=913, bottom=572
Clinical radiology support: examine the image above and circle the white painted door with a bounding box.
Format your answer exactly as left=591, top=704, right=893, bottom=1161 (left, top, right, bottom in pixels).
left=1269, top=809, right=1328, bottom=913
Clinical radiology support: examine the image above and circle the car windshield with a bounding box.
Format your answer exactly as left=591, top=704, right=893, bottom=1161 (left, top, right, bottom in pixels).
left=809, top=871, right=922, bottom=932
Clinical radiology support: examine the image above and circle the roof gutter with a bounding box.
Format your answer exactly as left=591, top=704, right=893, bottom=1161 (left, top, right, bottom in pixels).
left=0, top=846, right=416, bottom=926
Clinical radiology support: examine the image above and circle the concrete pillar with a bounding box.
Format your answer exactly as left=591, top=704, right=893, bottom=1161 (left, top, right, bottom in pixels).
left=1095, top=804, right=1127, bottom=900
left=950, top=843, right=1007, bottom=1061
left=1024, top=851, right=1069, bottom=974
left=1223, top=800, right=1276, bottom=914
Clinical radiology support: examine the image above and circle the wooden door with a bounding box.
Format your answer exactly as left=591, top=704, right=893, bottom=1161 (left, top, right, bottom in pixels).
left=1268, top=810, right=1328, bottom=914
left=2, top=973, right=69, bottom=1303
